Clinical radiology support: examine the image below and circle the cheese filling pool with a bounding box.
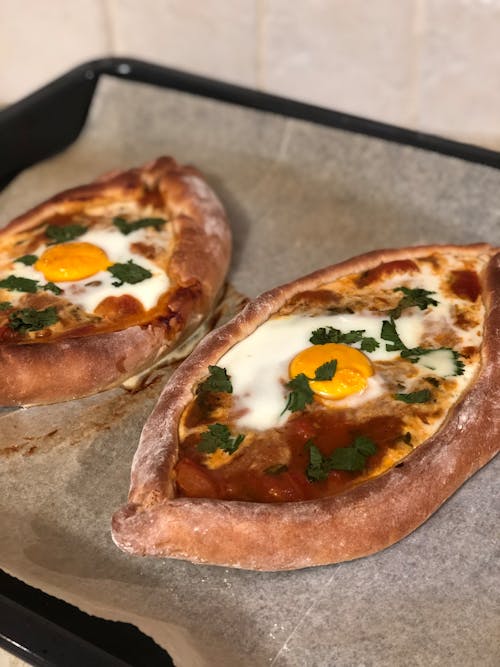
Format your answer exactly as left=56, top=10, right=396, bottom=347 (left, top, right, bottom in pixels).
left=176, top=252, right=486, bottom=503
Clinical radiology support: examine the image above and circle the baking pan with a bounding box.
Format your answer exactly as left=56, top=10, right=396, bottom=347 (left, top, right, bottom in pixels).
left=0, top=57, right=499, bottom=666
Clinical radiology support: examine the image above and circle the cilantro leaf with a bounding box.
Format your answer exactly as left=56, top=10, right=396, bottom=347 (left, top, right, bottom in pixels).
left=15, top=254, right=38, bottom=266
left=310, top=326, right=379, bottom=351
left=328, top=447, right=367, bottom=471
left=360, top=337, right=379, bottom=353
left=197, top=365, right=233, bottom=394
left=306, top=435, right=378, bottom=480
left=8, top=306, right=58, bottom=333
left=108, top=260, right=152, bottom=286
left=46, top=223, right=87, bottom=244
left=394, top=389, right=432, bottom=404
left=264, top=464, right=289, bottom=475
left=42, top=282, right=63, bottom=295
left=282, top=373, right=314, bottom=413
left=389, top=286, right=438, bottom=320
left=0, top=275, right=39, bottom=293
left=0, top=301, right=12, bottom=311
left=197, top=423, right=245, bottom=454
left=306, top=442, right=330, bottom=481
left=113, top=216, right=166, bottom=235
left=313, top=359, right=337, bottom=381
left=309, top=327, right=343, bottom=344
left=352, top=435, right=377, bottom=457
left=381, top=319, right=406, bottom=352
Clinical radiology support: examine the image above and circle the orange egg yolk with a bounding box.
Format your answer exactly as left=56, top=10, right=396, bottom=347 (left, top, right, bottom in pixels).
left=289, top=343, right=374, bottom=400
left=35, top=242, right=111, bottom=282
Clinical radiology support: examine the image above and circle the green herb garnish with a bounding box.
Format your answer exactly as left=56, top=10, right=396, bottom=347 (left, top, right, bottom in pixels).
left=42, top=282, right=63, bottom=295
left=45, top=223, right=87, bottom=244
left=0, top=275, right=39, bottom=293
left=313, top=359, right=338, bottom=381
left=113, top=216, right=166, bottom=235
left=283, top=373, right=314, bottom=413
left=0, top=301, right=12, bottom=311
left=264, top=464, right=288, bottom=475
left=394, top=389, right=432, bottom=404
left=381, top=318, right=464, bottom=375
left=15, top=254, right=38, bottom=265
left=310, top=326, right=379, bottom=352
left=282, top=360, right=337, bottom=414
left=8, top=306, right=58, bottom=333
left=389, top=286, right=438, bottom=320
left=197, top=365, right=233, bottom=394
left=108, top=260, right=152, bottom=286
left=197, top=423, right=245, bottom=455
left=306, top=435, right=377, bottom=481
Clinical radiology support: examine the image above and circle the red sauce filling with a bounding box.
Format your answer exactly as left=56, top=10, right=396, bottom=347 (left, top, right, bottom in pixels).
left=176, top=412, right=404, bottom=503
left=450, top=270, right=481, bottom=302
left=357, top=260, right=419, bottom=287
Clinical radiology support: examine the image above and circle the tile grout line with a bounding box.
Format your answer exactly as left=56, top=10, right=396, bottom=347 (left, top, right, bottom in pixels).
left=101, top=0, right=117, bottom=54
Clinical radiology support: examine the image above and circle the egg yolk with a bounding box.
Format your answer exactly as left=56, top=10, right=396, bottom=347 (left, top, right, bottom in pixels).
left=35, top=242, right=111, bottom=282
left=289, top=343, right=374, bottom=400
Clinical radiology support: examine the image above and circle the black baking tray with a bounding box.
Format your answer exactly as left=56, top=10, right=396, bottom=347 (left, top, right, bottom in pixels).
left=1, top=56, right=500, bottom=667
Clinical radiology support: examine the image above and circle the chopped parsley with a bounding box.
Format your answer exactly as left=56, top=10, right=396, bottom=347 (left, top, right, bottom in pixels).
left=282, top=361, right=337, bottom=414
left=283, top=373, right=314, bottom=413
left=310, top=326, right=379, bottom=352
left=394, top=389, right=432, bottom=404
left=113, top=216, right=166, bottom=235
left=0, top=275, right=63, bottom=297
left=306, top=435, right=377, bottom=480
left=264, top=464, right=288, bottom=475
left=381, top=318, right=464, bottom=375
left=45, top=223, right=87, bottom=244
left=197, top=423, right=245, bottom=455
left=0, top=275, right=39, bottom=293
left=388, top=286, right=438, bottom=320
left=8, top=306, right=58, bottom=333
left=107, top=260, right=152, bottom=286
left=0, top=301, right=12, bottom=311
left=42, top=282, right=63, bottom=295
left=313, top=359, right=338, bottom=381
left=15, top=254, right=38, bottom=265
left=197, top=365, right=233, bottom=394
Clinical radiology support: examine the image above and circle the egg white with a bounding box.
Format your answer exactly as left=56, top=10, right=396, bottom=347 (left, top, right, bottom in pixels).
left=5, top=226, right=169, bottom=314
left=217, top=298, right=479, bottom=432
left=218, top=312, right=424, bottom=431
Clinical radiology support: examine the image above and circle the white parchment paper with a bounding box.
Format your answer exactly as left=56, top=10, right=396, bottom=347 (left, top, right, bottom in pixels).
left=1, top=76, right=499, bottom=667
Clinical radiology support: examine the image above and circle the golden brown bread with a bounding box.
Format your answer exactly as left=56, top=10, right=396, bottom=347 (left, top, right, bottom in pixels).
left=0, top=157, right=231, bottom=406
left=112, top=244, right=499, bottom=570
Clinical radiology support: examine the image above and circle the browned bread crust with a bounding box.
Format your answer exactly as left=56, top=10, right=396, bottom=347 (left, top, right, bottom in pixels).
left=0, top=157, right=231, bottom=405
left=112, top=244, right=499, bottom=571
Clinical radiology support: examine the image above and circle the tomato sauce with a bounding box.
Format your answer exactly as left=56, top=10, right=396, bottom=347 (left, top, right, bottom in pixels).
left=176, top=411, right=404, bottom=503
left=357, top=260, right=419, bottom=287
left=450, top=270, right=481, bottom=302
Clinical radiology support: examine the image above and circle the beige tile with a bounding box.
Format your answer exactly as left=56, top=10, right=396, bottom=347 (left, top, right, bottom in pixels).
left=0, top=0, right=110, bottom=105
left=261, top=0, right=416, bottom=127
left=0, top=647, right=29, bottom=667
left=418, top=0, right=500, bottom=149
left=107, top=0, right=258, bottom=87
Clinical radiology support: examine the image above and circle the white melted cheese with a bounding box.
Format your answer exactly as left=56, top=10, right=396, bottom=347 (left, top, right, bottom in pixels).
left=219, top=311, right=424, bottom=431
